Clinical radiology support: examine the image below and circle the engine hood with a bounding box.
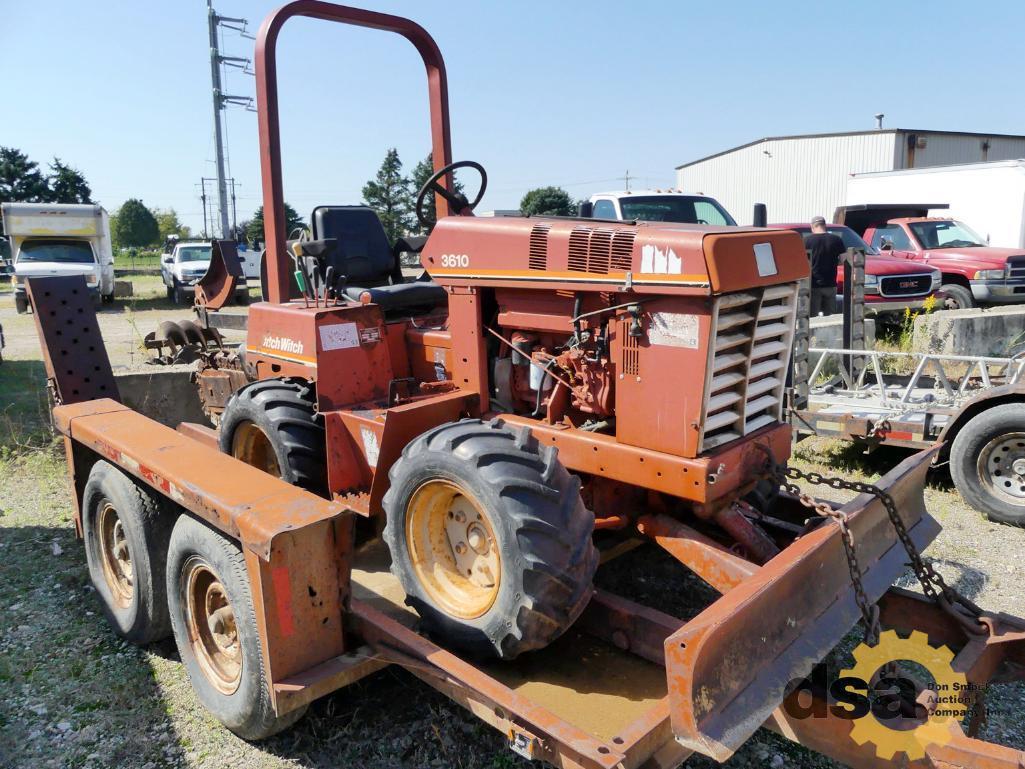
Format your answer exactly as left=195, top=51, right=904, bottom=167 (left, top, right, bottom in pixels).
left=864, top=254, right=935, bottom=276
left=924, top=246, right=1025, bottom=267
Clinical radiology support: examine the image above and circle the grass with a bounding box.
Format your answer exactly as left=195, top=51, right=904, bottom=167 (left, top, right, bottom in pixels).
left=114, top=250, right=163, bottom=270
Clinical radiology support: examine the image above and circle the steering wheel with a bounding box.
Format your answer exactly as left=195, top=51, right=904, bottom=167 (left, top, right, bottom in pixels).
left=415, top=160, right=487, bottom=228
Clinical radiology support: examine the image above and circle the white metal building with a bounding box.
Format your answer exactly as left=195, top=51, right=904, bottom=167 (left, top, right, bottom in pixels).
left=675, top=129, right=1025, bottom=225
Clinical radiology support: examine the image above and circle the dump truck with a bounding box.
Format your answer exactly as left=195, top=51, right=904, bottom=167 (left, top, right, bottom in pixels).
left=24, top=4, right=1025, bottom=768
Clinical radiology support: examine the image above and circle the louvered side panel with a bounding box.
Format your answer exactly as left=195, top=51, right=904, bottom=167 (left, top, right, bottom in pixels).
left=568, top=227, right=590, bottom=272
left=528, top=223, right=551, bottom=270
left=611, top=230, right=635, bottom=272
left=587, top=228, right=613, bottom=274
left=620, top=319, right=640, bottom=376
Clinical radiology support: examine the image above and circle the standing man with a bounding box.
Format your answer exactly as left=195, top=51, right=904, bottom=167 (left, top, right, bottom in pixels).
left=805, top=216, right=844, bottom=316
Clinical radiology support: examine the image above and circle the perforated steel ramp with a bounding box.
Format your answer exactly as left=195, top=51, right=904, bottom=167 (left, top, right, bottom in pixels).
left=26, top=275, right=118, bottom=404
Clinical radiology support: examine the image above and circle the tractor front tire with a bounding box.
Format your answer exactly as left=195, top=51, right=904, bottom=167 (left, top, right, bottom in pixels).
left=218, top=378, right=326, bottom=496
left=166, top=515, right=307, bottom=739
left=951, top=404, right=1025, bottom=526
left=382, top=418, right=598, bottom=659
left=82, top=460, right=175, bottom=644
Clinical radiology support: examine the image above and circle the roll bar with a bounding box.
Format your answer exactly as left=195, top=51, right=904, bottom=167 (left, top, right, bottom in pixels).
left=254, top=1, right=454, bottom=304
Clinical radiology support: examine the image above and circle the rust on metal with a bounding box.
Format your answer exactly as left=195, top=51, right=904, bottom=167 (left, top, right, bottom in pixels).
left=26, top=275, right=118, bottom=404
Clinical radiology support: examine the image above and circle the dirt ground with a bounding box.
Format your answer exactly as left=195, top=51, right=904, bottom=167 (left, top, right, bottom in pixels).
left=2, top=279, right=1025, bottom=769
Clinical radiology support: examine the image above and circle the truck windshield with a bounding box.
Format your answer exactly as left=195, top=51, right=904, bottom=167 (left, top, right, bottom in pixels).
left=909, top=220, right=986, bottom=249
left=619, top=196, right=737, bottom=226
left=789, top=226, right=879, bottom=255
left=16, top=239, right=95, bottom=264
left=178, top=246, right=211, bottom=262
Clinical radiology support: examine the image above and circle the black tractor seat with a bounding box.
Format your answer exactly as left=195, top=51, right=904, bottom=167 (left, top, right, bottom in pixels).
left=309, top=205, right=446, bottom=312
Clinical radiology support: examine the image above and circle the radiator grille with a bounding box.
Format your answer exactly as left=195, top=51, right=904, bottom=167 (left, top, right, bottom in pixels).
left=620, top=319, right=640, bottom=376
left=698, top=283, right=798, bottom=452
left=1008, top=256, right=1025, bottom=280
left=567, top=225, right=637, bottom=274
left=879, top=273, right=932, bottom=297
left=528, top=223, right=551, bottom=270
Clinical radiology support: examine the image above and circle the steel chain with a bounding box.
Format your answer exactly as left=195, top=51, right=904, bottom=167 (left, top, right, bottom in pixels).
left=767, top=460, right=988, bottom=640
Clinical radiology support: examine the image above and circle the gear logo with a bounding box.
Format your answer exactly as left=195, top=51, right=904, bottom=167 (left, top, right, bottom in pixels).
left=840, top=629, right=968, bottom=760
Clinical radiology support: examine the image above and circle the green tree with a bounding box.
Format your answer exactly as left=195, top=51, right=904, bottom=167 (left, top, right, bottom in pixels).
left=246, top=203, right=304, bottom=245
left=45, top=158, right=92, bottom=203
left=362, top=148, right=412, bottom=243
left=408, top=152, right=465, bottom=234
left=154, top=208, right=192, bottom=242
left=111, top=198, right=159, bottom=250
left=0, top=147, right=49, bottom=204
left=520, top=186, right=575, bottom=217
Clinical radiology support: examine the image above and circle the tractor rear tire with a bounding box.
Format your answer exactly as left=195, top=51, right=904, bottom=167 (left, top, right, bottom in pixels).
left=382, top=418, right=598, bottom=659
left=166, top=515, right=307, bottom=739
left=951, top=404, right=1025, bottom=526
left=82, top=460, right=175, bottom=645
left=218, top=378, right=327, bottom=496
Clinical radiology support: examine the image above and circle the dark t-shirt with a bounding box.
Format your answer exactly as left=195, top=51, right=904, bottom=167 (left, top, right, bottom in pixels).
left=804, top=232, right=845, bottom=287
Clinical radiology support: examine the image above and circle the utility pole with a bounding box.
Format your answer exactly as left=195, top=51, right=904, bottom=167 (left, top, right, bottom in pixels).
left=623, top=170, right=632, bottom=191
left=207, top=1, right=253, bottom=240
left=199, top=180, right=209, bottom=238
left=201, top=176, right=236, bottom=240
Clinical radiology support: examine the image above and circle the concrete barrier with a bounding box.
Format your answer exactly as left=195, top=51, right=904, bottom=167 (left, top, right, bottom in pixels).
left=809, top=316, right=876, bottom=361
left=912, top=305, right=1025, bottom=357
left=114, top=366, right=211, bottom=428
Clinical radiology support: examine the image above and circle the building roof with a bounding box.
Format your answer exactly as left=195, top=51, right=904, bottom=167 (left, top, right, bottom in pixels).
left=676, top=128, right=1025, bottom=170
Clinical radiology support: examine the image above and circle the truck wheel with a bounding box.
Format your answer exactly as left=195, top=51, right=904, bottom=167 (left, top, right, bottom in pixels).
left=941, top=283, right=974, bottom=310
left=382, top=418, right=598, bottom=659
left=218, top=378, right=326, bottom=495
left=14, top=294, right=28, bottom=314
left=166, top=515, right=307, bottom=739
left=172, top=279, right=185, bottom=305
left=82, top=460, right=175, bottom=644
left=166, top=284, right=174, bottom=301
left=102, top=292, right=115, bottom=305
left=951, top=404, right=1025, bottom=525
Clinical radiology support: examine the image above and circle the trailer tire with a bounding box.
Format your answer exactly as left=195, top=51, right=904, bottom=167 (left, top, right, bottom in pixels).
left=950, top=404, right=1025, bottom=525
left=382, top=418, right=598, bottom=659
left=941, top=283, right=974, bottom=310
left=82, top=460, right=174, bottom=644
left=218, top=378, right=327, bottom=495
left=166, top=515, right=307, bottom=739
left=14, top=294, right=28, bottom=314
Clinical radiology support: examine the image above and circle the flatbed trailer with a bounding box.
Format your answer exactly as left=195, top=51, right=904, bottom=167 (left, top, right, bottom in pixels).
left=22, top=3, right=1025, bottom=768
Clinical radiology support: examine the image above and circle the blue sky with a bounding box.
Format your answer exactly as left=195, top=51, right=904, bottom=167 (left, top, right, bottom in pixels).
left=5, top=0, right=1024, bottom=233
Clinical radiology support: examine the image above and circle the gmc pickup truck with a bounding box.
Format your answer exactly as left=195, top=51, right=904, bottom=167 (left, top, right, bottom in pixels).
left=837, top=204, right=1025, bottom=309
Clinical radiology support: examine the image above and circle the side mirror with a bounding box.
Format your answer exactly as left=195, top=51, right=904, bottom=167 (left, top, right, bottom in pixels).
left=578, top=201, right=593, bottom=218
left=880, top=238, right=894, bottom=251
left=162, top=256, right=173, bottom=264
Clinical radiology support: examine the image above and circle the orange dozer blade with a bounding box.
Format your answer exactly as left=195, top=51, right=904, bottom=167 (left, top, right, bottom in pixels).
left=666, top=448, right=940, bottom=761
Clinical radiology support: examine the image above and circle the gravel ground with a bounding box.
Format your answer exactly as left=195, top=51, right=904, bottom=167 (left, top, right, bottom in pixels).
left=2, top=281, right=1024, bottom=769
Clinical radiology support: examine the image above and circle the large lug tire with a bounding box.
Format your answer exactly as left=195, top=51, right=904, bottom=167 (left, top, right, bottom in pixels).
left=166, top=515, right=307, bottom=739
left=82, top=460, right=175, bottom=644
left=14, top=293, right=28, bottom=314
left=218, top=377, right=327, bottom=496
left=941, top=283, right=974, bottom=310
left=382, top=418, right=598, bottom=659
left=950, top=404, right=1025, bottom=525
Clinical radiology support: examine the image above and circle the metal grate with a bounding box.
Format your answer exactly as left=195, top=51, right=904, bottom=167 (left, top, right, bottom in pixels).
left=567, top=225, right=637, bottom=274
left=620, top=319, right=640, bottom=376
left=698, top=283, right=798, bottom=452
left=528, top=223, right=551, bottom=270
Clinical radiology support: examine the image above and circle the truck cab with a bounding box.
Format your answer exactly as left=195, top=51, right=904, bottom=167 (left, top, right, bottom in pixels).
left=161, top=240, right=248, bottom=305
left=837, top=204, right=1025, bottom=309
left=1, top=203, right=115, bottom=314
left=583, top=189, right=737, bottom=225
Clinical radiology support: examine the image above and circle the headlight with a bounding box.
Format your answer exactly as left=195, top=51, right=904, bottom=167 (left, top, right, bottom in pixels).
left=863, top=273, right=878, bottom=288
left=930, top=270, right=941, bottom=289
left=86, top=276, right=98, bottom=286
left=975, top=269, right=1004, bottom=280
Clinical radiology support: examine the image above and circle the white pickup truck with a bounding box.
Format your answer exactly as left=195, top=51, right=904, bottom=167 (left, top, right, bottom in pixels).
left=1, top=203, right=115, bottom=314
left=160, top=240, right=248, bottom=305
left=581, top=189, right=738, bottom=225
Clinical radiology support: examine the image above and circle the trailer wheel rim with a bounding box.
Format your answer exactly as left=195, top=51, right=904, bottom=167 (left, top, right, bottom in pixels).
left=232, top=421, right=281, bottom=478
left=184, top=557, right=242, bottom=694
left=98, top=503, right=133, bottom=608
left=978, top=432, right=1025, bottom=505
left=406, top=480, right=500, bottom=619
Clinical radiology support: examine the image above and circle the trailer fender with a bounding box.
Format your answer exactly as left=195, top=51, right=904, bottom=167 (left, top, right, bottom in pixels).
left=935, top=383, right=1025, bottom=462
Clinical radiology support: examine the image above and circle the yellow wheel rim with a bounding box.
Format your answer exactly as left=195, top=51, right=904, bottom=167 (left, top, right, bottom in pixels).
left=406, top=480, right=501, bottom=619
left=98, top=503, right=133, bottom=608
left=184, top=558, right=242, bottom=694
left=232, top=421, right=281, bottom=477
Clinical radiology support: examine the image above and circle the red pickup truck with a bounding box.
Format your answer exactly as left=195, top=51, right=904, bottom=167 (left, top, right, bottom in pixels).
left=836, top=204, right=1025, bottom=310
left=769, top=223, right=939, bottom=315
